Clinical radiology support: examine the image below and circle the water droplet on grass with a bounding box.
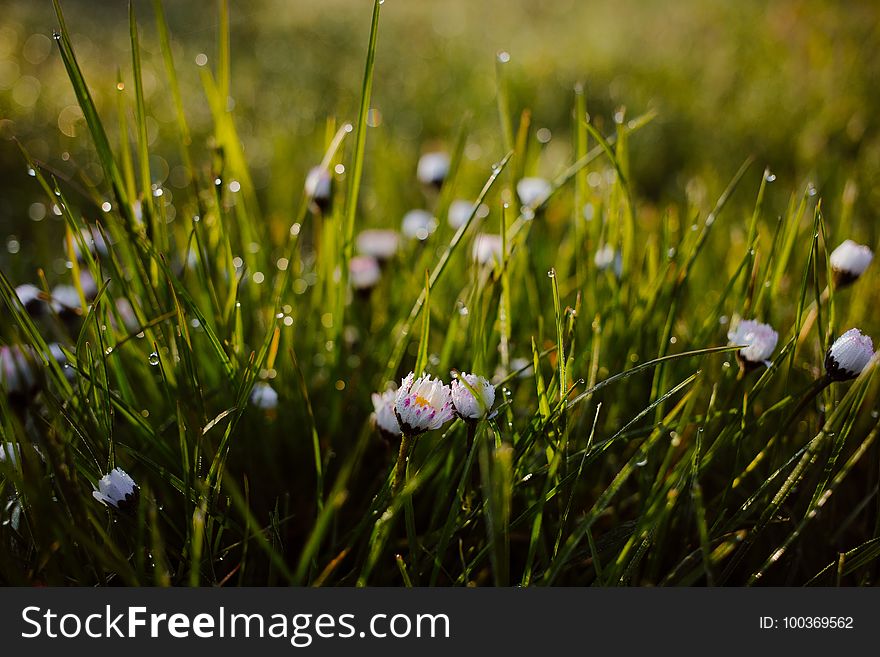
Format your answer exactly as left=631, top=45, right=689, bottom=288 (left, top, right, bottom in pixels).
left=148, top=352, right=159, bottom=366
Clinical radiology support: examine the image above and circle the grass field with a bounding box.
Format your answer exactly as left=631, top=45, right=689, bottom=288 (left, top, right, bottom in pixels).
left=1, top=0, right=879, bottom=586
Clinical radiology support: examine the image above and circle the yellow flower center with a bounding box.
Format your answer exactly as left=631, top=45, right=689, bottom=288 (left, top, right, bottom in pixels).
left=414, top=395, right=431, bottom=407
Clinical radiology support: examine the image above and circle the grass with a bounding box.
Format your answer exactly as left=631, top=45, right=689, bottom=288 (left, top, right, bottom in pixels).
left=0, top=0, right=879, bottom=586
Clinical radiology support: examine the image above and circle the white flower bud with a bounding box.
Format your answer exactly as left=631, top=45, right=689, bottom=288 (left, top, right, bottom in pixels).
left=825, top=328, right=874, bottom=380
left=15, top=284, right=46, bottom=316
left=448, top=199, right=474, bottom=230
left=402, top=209, right=437, bottom=241
left=356, top=229, right=400, bottom=261
left=0, top=345, right=37, bottom=400
left=250, top=382, right=279, bottom=411
left=92, top=468, right=139, bottom=510
left=594, top=245, right=623, bottom=278
left=472, top=234, right=503, bottom=267
left=516, top=177, right=551, bottom=207
left=305, top=166, right=333, bottom=212
left=417, top=151, right=450, bottom=188
left=451, top=372, right=496, bottom=420
left=829, top=240, right=873, bottom=287
left=350, top=255, right=382, bottom=291
left=727, top=319, right=778, bottom=366
left=371, top=388, right=401, bottom=437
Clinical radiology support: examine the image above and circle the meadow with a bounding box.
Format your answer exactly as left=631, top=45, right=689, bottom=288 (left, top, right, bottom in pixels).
left=0, top=0, right=879, bottom=586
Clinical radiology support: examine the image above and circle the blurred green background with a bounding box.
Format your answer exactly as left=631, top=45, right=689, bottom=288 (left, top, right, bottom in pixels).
left=1, top=0, right=879, bottom=283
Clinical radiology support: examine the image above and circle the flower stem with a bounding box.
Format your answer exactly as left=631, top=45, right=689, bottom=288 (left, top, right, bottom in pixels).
left=392, top=433, right=414, bottom=496
left=465, top=420, right=479, bottom=493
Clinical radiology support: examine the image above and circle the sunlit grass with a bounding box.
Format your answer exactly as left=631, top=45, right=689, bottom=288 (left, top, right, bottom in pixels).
left=0, top=0, right=878, bottom=587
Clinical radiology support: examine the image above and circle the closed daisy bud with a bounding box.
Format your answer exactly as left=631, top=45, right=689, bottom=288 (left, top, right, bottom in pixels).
left=80, top=271, right=99, bottom=301
left=0, top=442, right=19, bottom=468
left=472, top=234, right=504, bottom=267
left=516, top=177, right=551, bottom=208
left=111, top=298, right=140, bottom=334
left=371, top=388, right=401, bottom=438
left=594, top=245, right=623, bottom=278
left=0, top=345, right=37, bottom=403
left=509, top=357, right=534, bottom=379
left=417, top=151, right=450, bottom=188
left=829, top=239, right=873, bottom=288
left=825, top=328, right=874, bottom=381
left=304, top=166, right=333, bottom=213
left=50, top=284, right=81, bottom=317
left=350, top=255, right=382, bottom=291
left=451, top=372, right=496, bottom=420
left=727, top=319, right=778, bottom=369
left=92, top=468, right=139, bottom=511
left=402, top=209, right=437, bottom=241
left=250, top=382, right=279, bottom=411
left=448, top=199, right=474, bottom=230
left=394, top=372, right=455, bottom=435
left=15, top=284, right=47, bottom=317
left=356, top=229, right=400, bottom=261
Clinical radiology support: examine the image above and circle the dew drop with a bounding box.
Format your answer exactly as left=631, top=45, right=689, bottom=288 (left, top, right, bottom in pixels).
left=148, top=352, right=159, bottom=366
left=547, top=268, right=556, bottom=278
left=765, top=172, right=776, bottom=182
left=497, top=50, right=510, bottom=63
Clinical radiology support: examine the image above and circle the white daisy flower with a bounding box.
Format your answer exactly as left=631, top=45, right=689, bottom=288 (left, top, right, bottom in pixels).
left=250, top=382, right=279, bottom=411
left=371, top=387, right=401, bottom=438
left=451, top=372, right=496, bottom=420
left=829, top=239, right=873, bottom=287
left=15, top=284, right=46, bottom=316
left=92, top=468, right=139, bottom=510
left=417, top=151, right=450, bottom=188
left=472, top=234, right=504, bottom=267
left=304, top=166, right=333, bottom=212
left=516, top=177, right=552, bottom=207
left=825, top=328, right=874, bottom=380
left=402, top=209, right=437, bottom=241
left=356, top=229, right=400, bottom=261
left=448, top=199, right=474, bottom=230
left=0, top=345, right=36, bottom=400
left=727, top=319, right=778, bottom=366
left=394, top=372, right=455, bottom=435
left=350, top=255, right=382, bottom=291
